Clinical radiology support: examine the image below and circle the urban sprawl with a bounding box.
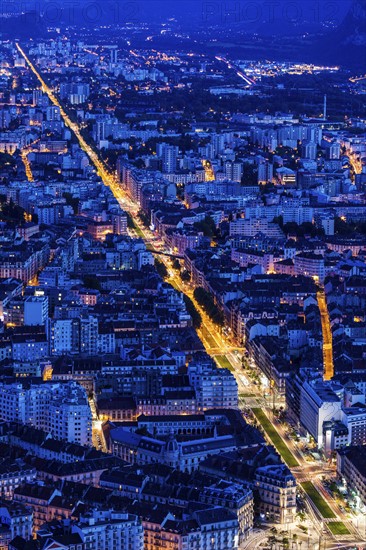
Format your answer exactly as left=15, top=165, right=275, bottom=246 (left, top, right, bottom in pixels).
left=0, top=27, right=365, bottom=550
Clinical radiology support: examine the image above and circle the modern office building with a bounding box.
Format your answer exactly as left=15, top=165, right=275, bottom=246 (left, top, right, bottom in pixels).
left=300, top=380, right=342, bottom=448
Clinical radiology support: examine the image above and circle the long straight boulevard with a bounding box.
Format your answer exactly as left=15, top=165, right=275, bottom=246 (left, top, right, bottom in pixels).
left=317, top=290, right=334, bottom=381
left=16, top=42, right=365, bottom=547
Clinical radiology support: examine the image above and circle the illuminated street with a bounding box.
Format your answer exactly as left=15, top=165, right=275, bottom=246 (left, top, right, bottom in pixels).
left=317, top=290, right=334, bottom=381
left=20, top=149, right=34, bottom=182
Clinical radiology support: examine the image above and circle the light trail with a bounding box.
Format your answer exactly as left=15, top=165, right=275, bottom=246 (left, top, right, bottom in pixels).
left=83, top=48, right=98, bottom=56
left=16, top=43, right=118, bottom=193
left=215, top=55, right=256, bottom=86
left=21, top=149, right=34, bottom=182
left=349, top=74, right=366, bottom=83
left=317, top=290, right=334, bottom=381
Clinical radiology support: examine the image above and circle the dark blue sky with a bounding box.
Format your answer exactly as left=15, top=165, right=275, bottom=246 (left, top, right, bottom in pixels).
left=111, top=0, right=348, bottom=28
left=15, top=0, right=354, bottom=31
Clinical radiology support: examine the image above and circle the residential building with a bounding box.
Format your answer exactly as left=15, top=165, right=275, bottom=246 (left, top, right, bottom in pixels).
left=0, top=381, right=92, bottom=446
left=337, top=446, right=366, bottom=509
left=188, top=356, right=238, bottom=410
left=0, top=500, right=33, bottom=548
left=24, top=296, right=48, bottom=326
left=254, top=465, right=297, bottom=524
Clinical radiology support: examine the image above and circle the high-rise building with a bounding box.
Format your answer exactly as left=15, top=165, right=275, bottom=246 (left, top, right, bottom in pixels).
left=301, top=140, right=317, bottom=160
left=24, top=295, right=48, bottom=326
left=110, top=48, right=118, bottom=64
left=112, top=211, right=128, bottom=235
left=232, top=161, right=243, bottom=183
left=258, top=161, right=273, bottom=184
left=32, top=89, right=42, bottom=106
left=47, top=318, right=79, bottom=355
left=325, top=141, right=341, bottom=160
left=59, top=83, right=90, bottom=104
left=299, top=379, right=342, bottom=448
left=0, top=380, right=91, bottom=446
left=188, top=356, right=238, bottom=410
left=47, top=316, right=99, bottom=356
left=46, top=106, right=61, bottom=121
left=159, top=144, right=178, bottom=173
left=337, top=446, right=366, bottom=508
left=49, top=384, right=92, bottom=446
left=225, top=161, right=243, bottom=182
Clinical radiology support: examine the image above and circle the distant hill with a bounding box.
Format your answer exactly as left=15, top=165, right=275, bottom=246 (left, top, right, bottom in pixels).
left=0, top=0, right=364, bottom=70
left=0, top=11, right=48, bottom=39
left=315, top=0, right=366, bottom=69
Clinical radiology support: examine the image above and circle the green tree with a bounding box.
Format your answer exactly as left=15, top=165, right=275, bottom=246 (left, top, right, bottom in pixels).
left=82, top=275, right=101, bottom=291
left=183, top=295, right=202, bottom=329
left=138, top=210, right=150, bottom=228
left=0, top=199, right=27, bottom=225
left=274, top=215, right=284, bottom=228
left=134, top=158, right=145, bottom=169
left=241, top=162, right=258, bottom=185
left=155, top=258, right=168, bottom=279
left=63, top=192, right=79, bottom=214
left=193, top=215, right=217, bottom=238
left=193, top=286, right=224, bottom=326
left=334, top=216, right=354, bottom=236
left=126, top=213, right=135, bottom=229
left=0, top=152, right=16, bottom=170
left=180, top=270, right=191, bottom=282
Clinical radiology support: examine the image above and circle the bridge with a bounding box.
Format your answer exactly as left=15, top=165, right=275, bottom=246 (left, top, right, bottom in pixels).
left=152, top=250, right=184, bottom=260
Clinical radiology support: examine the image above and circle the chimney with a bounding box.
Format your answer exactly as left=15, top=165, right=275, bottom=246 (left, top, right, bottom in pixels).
left=323, top=95, right=327, bottom=121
